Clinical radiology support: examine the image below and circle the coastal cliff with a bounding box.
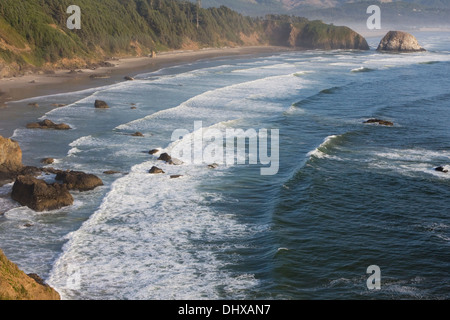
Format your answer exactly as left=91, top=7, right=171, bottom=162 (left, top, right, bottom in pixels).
left=0, top=0, right=369, bottom=77
left=264, top=16, right=369, bottom=50
left=0, top=249, right=60, bottom=300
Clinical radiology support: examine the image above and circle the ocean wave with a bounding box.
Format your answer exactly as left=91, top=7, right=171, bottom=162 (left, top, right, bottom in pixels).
left=351, top=67, right=376, bottom=73
left=48, top=157, right=261, bottom=299
left=368, top=148, right=450, bottom=180
left=116, top=73, right=308, bottom=132
left=307, top=135, right=339, bottom=159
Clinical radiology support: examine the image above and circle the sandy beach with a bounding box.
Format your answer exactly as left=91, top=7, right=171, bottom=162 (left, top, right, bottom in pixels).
left=0, top=46, right=288, bottom=105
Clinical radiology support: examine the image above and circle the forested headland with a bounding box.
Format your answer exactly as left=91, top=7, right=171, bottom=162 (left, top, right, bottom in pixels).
left=0, top=0, right=368, bottom=77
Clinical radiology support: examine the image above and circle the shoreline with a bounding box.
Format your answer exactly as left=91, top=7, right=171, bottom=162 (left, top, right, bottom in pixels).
left=0, top=46, right=289, bottom=105
left=0, top=46, right=291, bottom=138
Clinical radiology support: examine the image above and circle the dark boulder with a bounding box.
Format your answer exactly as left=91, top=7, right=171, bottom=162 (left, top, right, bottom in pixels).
left=435, top=166, right=448, bottom=173
left=158, top=153, right=172, bottom=162
left=11, top=175, right=73, bottom=212
left=149, top=149, right=159, bottom=155
left=364, top=119, right=394, bottom=126
left=124, top=76, right=134, bottom=81
left=149, top=166, right=165, bottom=174
left=55, top=170, right=103, bottom=191
left=94, top=100, right=109, bottom=109
left=131, top=132, right=144, bottom=137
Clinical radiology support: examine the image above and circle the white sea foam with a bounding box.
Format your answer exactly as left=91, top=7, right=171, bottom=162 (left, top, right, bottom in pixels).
left=47, top=72, right=306, bottom=299
left=368, top=148, right=450, bottom=179
left=307, top=135, right=340, bottom=159
left=48, top=156, right=260, bottom=299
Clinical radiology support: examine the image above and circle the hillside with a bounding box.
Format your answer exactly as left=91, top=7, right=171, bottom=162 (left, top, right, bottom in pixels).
left=194, top=0, right=450, bottom=28
left=0, top=0, right=369, bottom=78
left=0, top=249, right=60, bottom=300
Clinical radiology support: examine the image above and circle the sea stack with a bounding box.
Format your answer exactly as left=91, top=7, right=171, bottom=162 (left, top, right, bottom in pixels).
left=377, top=31, right=426, bottom=52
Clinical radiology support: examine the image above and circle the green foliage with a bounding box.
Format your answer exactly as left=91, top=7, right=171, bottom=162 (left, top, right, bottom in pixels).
left=0, top=0, right=259, bottom=68
left=0, top=0, right=367, bottom=72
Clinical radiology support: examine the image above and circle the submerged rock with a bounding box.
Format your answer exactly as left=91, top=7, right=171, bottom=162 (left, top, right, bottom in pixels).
left=55, top=170, right=104, bottom=191
left=149, top=149, right=159, bottom=155
left=11, top=175, right=74, bottom=212
left=377, top=31, right=426, bottom=52
left=103, top=170, right=121, bottom=175
left=124, top=76, right=134, bottom=81
left=364, top=119, right=394, bottom=126
left=131, top=132, right=144, bottom=137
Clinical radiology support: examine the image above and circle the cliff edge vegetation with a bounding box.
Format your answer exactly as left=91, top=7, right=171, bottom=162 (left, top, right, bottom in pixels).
left=0, top=249, right=60, bottom=300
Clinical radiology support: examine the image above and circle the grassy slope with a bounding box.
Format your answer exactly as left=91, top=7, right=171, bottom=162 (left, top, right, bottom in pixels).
left=0, top=249, right=60, bottom=300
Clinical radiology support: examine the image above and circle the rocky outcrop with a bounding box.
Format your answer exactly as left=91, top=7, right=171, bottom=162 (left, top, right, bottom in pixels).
left=377, top=31, right=425, bottom=52
left=0, top=136, right=23, bottom=173
left=11, top=175, right=74, bottom=212
left=55, top=170, right=104, bottom=191
left=149, top=149, right=159, bottom=155
left=94, top=100, right=109, bottom=109
left=364, top=119, right=394, bottom=126
left=265, top=20, right=369, bottom=50
left=0, top=249, right=60, bottom=300
left=26, top=119, right=71, bottom=130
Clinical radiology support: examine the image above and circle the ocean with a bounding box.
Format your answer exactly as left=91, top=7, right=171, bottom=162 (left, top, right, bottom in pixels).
left=0, top=32, right=449, bottom=300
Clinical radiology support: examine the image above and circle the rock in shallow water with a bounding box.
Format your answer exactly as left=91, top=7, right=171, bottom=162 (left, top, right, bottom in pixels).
left=377, top=31, right=425, bottom=52
left=55, top=170, right=104, bottom=191
left=94, top=99, right=109, bottom=109
left=11, top=175, right=74, bottom=212
left=26, top=119, right=71, bottom=130
left=149, top=166, right=165, bottom=174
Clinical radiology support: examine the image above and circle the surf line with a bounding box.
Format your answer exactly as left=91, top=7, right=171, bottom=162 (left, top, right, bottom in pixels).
left=170, top=121, right=279, bottom=176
